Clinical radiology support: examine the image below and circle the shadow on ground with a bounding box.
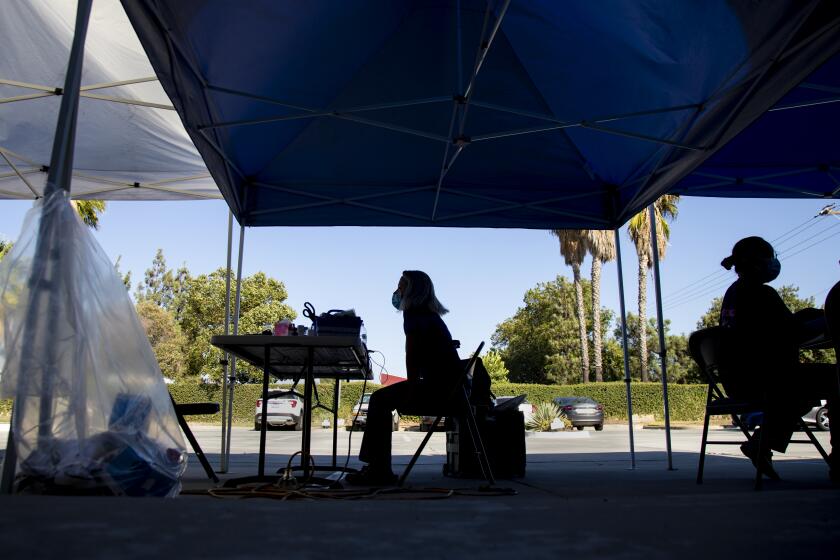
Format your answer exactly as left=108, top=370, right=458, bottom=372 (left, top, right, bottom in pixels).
left=2, top=447, right=837, bottom=559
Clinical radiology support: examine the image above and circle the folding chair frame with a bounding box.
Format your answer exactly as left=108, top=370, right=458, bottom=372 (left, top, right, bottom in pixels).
left=398, top=341, right=495, bottom=487
left=691, top=327, right=830, bottom=490
left=171, top=395, right=220, bottom=484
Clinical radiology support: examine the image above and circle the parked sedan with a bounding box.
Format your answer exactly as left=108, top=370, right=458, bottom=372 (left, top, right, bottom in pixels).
left=254, top=390, right=304, bottom=431
left=351, top=393, right=400, bottom=431
left=419, top=414, right=446, bottom=432
left=553, top=396, right=604, bottom=431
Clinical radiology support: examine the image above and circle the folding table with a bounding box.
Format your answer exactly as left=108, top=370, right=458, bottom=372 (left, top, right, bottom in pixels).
left=210, top=334, right=372, bottom=486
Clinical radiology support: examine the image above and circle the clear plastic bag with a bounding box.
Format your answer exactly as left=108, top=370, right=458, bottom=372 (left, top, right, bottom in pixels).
left=0, top=192, right=187, bottom=496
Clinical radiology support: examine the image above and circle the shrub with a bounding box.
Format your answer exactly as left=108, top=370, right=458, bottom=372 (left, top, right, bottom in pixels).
left=0, top=380, right=710, bottom=425
left=526, top=401, right=566, bottom=431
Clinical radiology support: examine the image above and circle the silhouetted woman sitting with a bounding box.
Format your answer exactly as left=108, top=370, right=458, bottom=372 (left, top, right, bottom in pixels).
left=347, top=270, right=461, bottom=486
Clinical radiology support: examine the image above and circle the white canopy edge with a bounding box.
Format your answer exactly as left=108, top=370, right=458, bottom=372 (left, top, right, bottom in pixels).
left=0, top=0, right=220, bottom=200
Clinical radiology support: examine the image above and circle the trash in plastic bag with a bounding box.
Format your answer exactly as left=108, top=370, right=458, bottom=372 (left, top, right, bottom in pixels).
left=0, top=192, right=187, bottom=496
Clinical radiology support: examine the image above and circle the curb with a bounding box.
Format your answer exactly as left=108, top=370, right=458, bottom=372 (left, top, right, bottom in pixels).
left=526, top=431, right=591, bottom=439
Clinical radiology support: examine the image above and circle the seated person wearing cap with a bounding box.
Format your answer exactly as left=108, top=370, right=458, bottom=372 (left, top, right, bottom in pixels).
left=718, top=236, right=838, bottom=481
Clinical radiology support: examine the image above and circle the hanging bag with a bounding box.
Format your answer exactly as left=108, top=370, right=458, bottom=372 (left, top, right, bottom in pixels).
left=0, top=193, right=186, bottom=496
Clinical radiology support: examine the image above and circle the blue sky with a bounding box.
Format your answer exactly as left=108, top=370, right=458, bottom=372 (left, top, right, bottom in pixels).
left=1, top=196, right=837, bottom=380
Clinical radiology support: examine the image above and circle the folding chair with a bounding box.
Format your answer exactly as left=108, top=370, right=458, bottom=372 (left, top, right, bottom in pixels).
left=398, top=341, right=495, bottom=486
left=690, top=327, right=829, bottom=490
left=170, top=395, right=220, bottom=484
left=825, top=280, right=840, bottom=365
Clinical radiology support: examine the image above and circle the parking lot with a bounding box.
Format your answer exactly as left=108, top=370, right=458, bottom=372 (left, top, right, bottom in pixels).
left=2, top=421, right=832, bottom=491
left=179, top=423, right=832, bottom=487
left=2, top=422, right=838, bottom=559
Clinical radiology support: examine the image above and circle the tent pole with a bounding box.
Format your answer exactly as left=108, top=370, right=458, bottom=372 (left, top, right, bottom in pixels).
left=1, top=0, right=93, bottom=494
left=44, top=0, right=92, bottom=197
left=224, top=224, right=246, bottom=464
left=219, top=211, right=234, bottom=472
left=649, top=204, right=674, bottom=470
left=614, top=228, right=636, bottom=469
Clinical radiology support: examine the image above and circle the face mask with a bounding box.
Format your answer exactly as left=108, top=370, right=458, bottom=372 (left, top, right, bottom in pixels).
left=740, top=256, right=780, bottom=283
left=759, top=257, right=781, bottom=283
left=391, top=291, right=402, bottom=310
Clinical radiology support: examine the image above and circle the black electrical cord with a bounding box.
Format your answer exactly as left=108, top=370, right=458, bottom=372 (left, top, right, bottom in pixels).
left=201, top=483, right=516, bottom=501
left=336, top=349, right=386, bottom=482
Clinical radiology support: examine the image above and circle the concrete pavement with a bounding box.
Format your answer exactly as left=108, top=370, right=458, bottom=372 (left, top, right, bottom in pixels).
left=1, top=423, right=838, bottom=559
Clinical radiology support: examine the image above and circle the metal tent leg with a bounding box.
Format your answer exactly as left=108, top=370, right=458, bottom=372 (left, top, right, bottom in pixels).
left=649, top=204, right=674, bottom=470
left=219, top=211, right=234, bottom=472
left=614, top=228, right=636, bottom=469
left=223, top=224, right=245, bottom=468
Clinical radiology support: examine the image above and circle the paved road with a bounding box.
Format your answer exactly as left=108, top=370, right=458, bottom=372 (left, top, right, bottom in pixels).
left=3, top=422, right=831, bottom=474
left=160, top=422, right=832, bottom=482
left=2, top=422, right=838, bottom=560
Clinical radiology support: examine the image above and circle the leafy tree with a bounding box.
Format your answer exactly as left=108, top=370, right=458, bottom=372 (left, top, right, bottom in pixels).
left=551, top=230, right=590, bottom=382
left=481, top=349, right=509, bottom=383
left=656, top=333, right=702, bottom=384
left=178, top=268, right=296, bottom=382
left=613, top=313, right=657, bottom=381
left=611, top=313, right=699, bottom=383
left=585, top=229, right=616, bottom=382
left=600, top=337, right=630, bottom=382
left=114, top=256, right=131, bottom=291
left=697, top=284, right=834, bottom=365
left=627, top=195, right=679, bottom=381
left=696, top=296, right=723, bottom=331
left=136, top=300, right=187, bottom=379
left=492, top=276, right=609, bottom=385
left=135, top=249, right=189, bottom=313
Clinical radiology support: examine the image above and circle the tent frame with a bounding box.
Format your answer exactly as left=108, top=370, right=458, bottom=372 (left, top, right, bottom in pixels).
left=10, top=0, right=840, bottom=479
left=0, top=74, right=220, bottom=199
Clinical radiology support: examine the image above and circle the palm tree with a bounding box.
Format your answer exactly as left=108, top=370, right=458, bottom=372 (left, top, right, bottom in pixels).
left=585, top=230, right=616, bottom=382
left=70, top=200, right=106, bottom=229
left=0, top=201, right=105, bottom=264
left=551, top=229, right=590, bottom=382
left=0, top=239, right=11, bottom=261
left=627, top=195, right=679, bottom=381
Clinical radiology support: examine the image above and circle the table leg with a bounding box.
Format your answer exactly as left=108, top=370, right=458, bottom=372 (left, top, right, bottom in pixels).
left=332, top=378, right=340, bottom=467
left=301, top=347, right=314, bottom=478
left=258, top=344, right=270, bottom=477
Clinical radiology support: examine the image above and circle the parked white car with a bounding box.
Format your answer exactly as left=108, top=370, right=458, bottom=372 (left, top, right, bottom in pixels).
left=802, top=400, right=830, bottom=431
left=254, top=390, right=304, bottom=431
left=495, top=395, right=535, bottom=424
left=741, top=400, right=830, bottom=432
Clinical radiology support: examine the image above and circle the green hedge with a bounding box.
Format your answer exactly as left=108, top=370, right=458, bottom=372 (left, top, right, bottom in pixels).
left=168, top=380, right=708, bottom=425
left=0, top=381, right=708, bottom=425
left=491, top=381, right=708, bottom=422
left=167, top=380, right=384, bottom=425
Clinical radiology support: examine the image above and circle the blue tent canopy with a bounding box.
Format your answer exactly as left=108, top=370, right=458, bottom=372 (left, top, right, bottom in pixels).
left=122, top=0, right=840, bottom=228
left=673, top=52, right=840, bottom=200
